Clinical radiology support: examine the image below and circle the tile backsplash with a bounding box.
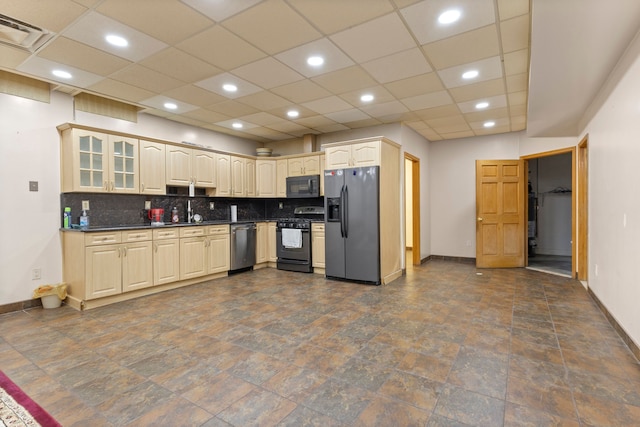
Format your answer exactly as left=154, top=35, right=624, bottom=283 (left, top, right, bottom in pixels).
left=60, top=193, right=324, bottom=228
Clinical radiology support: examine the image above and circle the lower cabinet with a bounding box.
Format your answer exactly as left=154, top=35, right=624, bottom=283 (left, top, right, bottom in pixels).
left=311, top=223, right=325, bottom=270
left=207, top=225, right=230, bottom=274
left=268, top=222, right=278, bottom=263
left=153, top=229, right=180, bottom=285
left=179, top=225, right=230, bottom=280
left=256, top=222, right=268, bottom=264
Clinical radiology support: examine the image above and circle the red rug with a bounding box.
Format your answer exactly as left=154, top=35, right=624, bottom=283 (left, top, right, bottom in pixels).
left=0, top=371, right=61, bottom=427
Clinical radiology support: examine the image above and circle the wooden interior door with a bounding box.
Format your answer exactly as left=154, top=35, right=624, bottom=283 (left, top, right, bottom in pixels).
left=476, top=160, right=526, bottom=268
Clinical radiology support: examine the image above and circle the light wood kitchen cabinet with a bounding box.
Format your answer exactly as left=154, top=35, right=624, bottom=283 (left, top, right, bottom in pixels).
left=311, top=223, right=325, bottom=270
left=276, top=159, right=288, bottom=197
left=207, top=225, right=230, bottom=274
left=179, top=226, right=207, bottom=280
left=82, top=229, right=153, bottom=300
left=139, top=140, right=166, bottom=195
left=320, top=154, right=325, bottom=196
left=256, top=222, right=268, bottom=264
left=245, top=158, right=256, bottom=197
left=152, top=228, right=180, bottom=285
left=268, top=222, right=278, bottom=263
left=215, top=154, right=231, bottom=196
left=256, top=160, right=276, bottom=197
left=166, top=146, right=216, bottom=188
left=287, top=155, right=320, bottom=177
left=61, top=128, right=139, bottom=193
left=231, top=156, right=246, bottom=197
left=324, top=140, right=380, bottom=169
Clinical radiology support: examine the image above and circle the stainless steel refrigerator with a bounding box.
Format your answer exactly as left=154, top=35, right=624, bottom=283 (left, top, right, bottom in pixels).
left=324, top=166, right=380, bottom=285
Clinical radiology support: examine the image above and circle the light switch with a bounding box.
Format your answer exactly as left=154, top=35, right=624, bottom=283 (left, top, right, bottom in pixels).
left=145, top=201, right=151, bottom=210
left=82, top=200, right=90, bottom=210
left=29, top=181, right=38, bottom=192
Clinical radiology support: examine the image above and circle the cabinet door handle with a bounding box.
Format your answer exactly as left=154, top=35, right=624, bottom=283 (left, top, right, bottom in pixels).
left=141, top=183, right=145, bottom=192
left=123, top=246, right=127, bottom=257
left=154, top=243, right=158, bottom=252
left=117, top=247, right=121, bottom=258
left=104, top=181, right=108, bottom=190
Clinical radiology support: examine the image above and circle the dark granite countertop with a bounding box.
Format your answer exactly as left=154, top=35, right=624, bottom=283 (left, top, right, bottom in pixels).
left=60, top=219, right=269, bottom=232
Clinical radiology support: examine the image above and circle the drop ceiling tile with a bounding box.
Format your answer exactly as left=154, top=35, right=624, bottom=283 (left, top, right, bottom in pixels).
left=294, top=115, right=339, bottom=129
left=139, top=48, right=221, bottom=83
left=326, top=109, right=371, bottom=123
left=267, top=105, right=318, bottom=121
left=405, top=120, right=430, bottom=130
left=206, top=100, right=259, bottom=117
left=464, top=107, right=509, bottom=122
left=510, top=116, right=526, bottom=130
left=139, top=95, right=199, bottom=114
left=0, top=45, right=30, bottom=68
left=17, top=56, right=104, bottom=87
left=508, top=91, right=528, bottom=106
left=215, top=119, right=259, bottom=130
left=231, top=57, right=304, bottom=89
left=400, top=0, right=496, bottom=45
left=383, top=73, right=445, bottom=98
left=315, top=123, right=350, bottom=133
left=110, top=64, right=184, bottom=93
left=182, top=108, right=230, bottom=124
left=392, top=0, right=422, bottom=9
left=242, top=127, right=294, bottom=140
left=473, top=125, right=510, bottom=136
left=457, top=94, right=507, bottom=113
left=506, top=73, right=528, bottom=93
left=271, top=80, right=332, bottom=104
left=413, top=104, right=461, bottom=120
left=236, top=91, right=291, bottom=110
left=437, top=56, right=503, bottom=89
left=361, top=100, right=409, bottom=118
left=362, top=48, right=432, bottom=84
left=62, top=12, right=168, bottom=62
left=422, top=25, right=500, bottom=70
left=178, top=26, right=266, bottom=70
left=97, top=0, right=214, bottom=44
left=238, top=112, right=286, bottom=126
left=497, top=0, right=530, bottom=20
left=509, top=104, right=527, bottom=116
left=449, top=78, right=505, bottom=102
left=275, top=38, right=355, bottom=78
left=166, top=115, right=208, bottom=128
left=312, top=66, right=378, bottom=94
left=222, top=0, right=321, bottom=55
left=162, top=85, right=227, bottom=107
left=401, top=90, right=452, bottom=110
left=330, top=13, right=416, bottom=63
left=302, top=96, right=353, bottom=114
left=440, top=130, right=475, bottom=139
left=503, top=49, right=529, bottom=76
left=266, top=121, right=313, bottom=135
left=181, top=0, right=263, bottom=22
left=195, top=73, right=262, bottom=99
left=88, top=79, right=154, bottom=102
left=38, top=37, right=131, bottom=76
left=469, top=117, right=509, bottom=130
left=500, top=15, right=530, bottom=53
left=345, top=117, right=383, bottom=129
left=416, top=127, right=443, bottom=141
left=432, top=123, right=471, bottom=134
left=289, top=0, right=394, bottom=34
left=427, top=114, right=468, bottom=128
left=339, top=86, right=395, bottom=106
left=2, top=0, right=86, bottom=32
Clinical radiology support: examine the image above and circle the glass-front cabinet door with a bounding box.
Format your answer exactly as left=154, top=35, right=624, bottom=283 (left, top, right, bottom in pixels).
left=108, top=136, right=139, bottom=193
left=76, top=130, right=107, bottom=192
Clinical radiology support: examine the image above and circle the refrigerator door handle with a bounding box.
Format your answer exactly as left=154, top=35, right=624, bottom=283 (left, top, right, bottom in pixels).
left=340, top=185, right=346, bottom=238
left=343, top=185, right=349, bottom=238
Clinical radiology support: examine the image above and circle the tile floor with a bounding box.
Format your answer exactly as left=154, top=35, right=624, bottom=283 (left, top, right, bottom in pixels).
left=1, top=260, right=639, bottom=426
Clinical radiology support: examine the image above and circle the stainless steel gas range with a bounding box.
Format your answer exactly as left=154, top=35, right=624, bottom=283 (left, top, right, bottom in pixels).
left=276, top=206, right=324, bottom=273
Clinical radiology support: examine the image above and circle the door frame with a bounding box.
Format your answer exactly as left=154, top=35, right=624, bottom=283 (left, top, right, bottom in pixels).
left=577, top=135, right=588, bottom=280
left=404, top=152, right=421, bottom=266
left=521, top=147, right=576, bottom=277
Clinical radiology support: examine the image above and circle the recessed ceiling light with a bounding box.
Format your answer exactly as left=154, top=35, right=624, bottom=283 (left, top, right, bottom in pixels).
left=232, top=122, right=243, bottom=129
left=438, top=9, right=461, bottom=24
left=307, top=56, right=324, bottom=67
left=484, top=121, right=496, bottom=128
left=164, top=102, right=178, bottom=110
left=223, top=83, right=238, bottom=92
left=475, top=102, right=489, bottom=109
left=105, top=34, right=128, bottom=47
left=52, top=69, right=72, bottom=79
left=287, top=110, right=299, bottom=118
left=360, top=94, right=374, bottom=102
left=462, top=70, right=479, bottom=79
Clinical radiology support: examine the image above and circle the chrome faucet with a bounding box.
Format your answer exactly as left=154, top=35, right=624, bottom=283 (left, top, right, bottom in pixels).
left=187, top=200, right=193, bottom=223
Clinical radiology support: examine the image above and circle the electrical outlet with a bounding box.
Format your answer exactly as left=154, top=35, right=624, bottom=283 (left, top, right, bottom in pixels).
left=29, top=181, right=38, bottom=192
left=82, top=200, right=90, bottom=210
left=209, top=202, right=215, bottom=210
left=145, top=200, right=151, bottom=210
left=279, top=202, right=283, bottom=209
left=595, top=264, right=598, bottom=276
left=32, top=268, right=41, bottom=280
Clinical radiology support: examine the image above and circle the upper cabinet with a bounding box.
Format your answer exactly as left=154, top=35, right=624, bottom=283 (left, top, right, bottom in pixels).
left=245, top=158, right=256, bottom=197
left=215, top=154, right=231, bottom=197
left=288, top=155, right=320, bottom=176
left=231, top=156, right=246, bottom=197
left=166, top=146, right=216, bottom=188
left=276, top=159, right=288, bottom=198
left=324, top=140, right=380, bottom=169
left=256, top=160, right=276, bottom=198
left=139, top=140, right=166, bottom=195
left=61, top=128, right=139, bottom=193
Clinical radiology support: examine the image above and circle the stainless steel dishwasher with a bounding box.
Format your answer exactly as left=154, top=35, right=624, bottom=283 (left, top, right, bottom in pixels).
left=230, top=223, right=257, bottom=271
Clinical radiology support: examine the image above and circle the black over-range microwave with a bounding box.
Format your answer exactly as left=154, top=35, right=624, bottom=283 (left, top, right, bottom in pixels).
left=286, top=175, right=320, bottom=198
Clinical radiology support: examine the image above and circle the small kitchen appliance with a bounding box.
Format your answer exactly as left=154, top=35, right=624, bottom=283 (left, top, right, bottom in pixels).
left=148, top=208, right=164, bottom=226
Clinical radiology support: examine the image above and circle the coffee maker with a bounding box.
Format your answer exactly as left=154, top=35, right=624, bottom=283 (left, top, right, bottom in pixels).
left=148, top=208, right=164, bottom=226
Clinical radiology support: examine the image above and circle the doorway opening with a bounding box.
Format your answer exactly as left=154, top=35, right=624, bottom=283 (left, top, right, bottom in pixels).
left=522, top=148, right=576, bottom=277
left=404, top=153, right=421, bottom=268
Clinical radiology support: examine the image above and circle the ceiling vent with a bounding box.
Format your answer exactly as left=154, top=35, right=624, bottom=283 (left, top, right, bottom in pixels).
left=0, top=14, right=54, bottom=53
